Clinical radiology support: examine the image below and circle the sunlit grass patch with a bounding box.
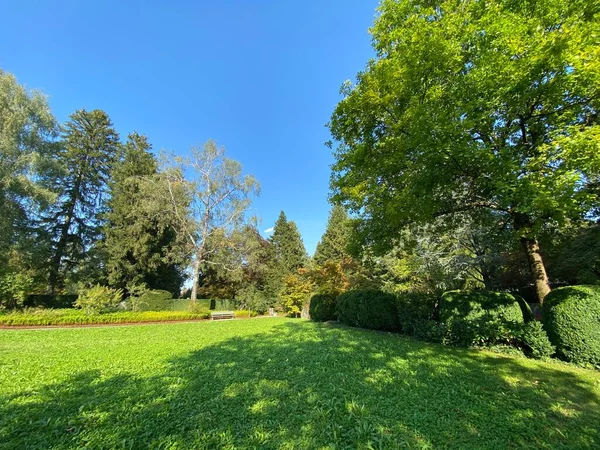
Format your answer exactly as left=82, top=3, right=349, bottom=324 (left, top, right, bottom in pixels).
left=0, top=318, right=599, bottom=449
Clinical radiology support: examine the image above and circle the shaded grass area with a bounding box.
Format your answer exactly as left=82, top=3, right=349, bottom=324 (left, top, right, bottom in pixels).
left=0, top=319, right=599, bottom=449
left=0, top=309, right=210, bottom=326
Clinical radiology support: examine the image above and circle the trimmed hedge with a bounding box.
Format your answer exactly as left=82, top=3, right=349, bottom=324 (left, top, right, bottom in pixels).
left=0, top=309, right=210, bottom=326
left=543, top=285, right=600, bottom=366
left=439, top=290, right=525, bottom=346
left=337, top=289, right=399, bottom=331
left=24, top=294, right=78, bottom=309
left=136, top=290, right=173, bottom=311
left=309, top=293, right=338, bottom=322
left=396, top=293, right=438, bottom=335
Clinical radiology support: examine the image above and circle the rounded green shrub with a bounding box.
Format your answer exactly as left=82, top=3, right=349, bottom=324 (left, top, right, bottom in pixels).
left=439, top=290, right=525, bottom=346
left=309, top=293, right=338, bottom=322
left=337, top=289, right=399, bottom=331
left=542, top=285, right=600, bottom=366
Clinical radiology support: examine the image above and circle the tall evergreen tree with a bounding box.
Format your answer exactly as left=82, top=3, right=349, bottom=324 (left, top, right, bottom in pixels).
left=104, top=133, right=186, bottom=296
left=44, top=109, right=120, bottom=292
left=266, top=211, right=308, bottom=298
left=314, top=205, right=352, bottom=265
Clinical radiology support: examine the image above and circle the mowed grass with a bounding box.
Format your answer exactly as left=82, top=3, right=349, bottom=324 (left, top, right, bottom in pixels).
left=1, top=319, right=599, bottom=449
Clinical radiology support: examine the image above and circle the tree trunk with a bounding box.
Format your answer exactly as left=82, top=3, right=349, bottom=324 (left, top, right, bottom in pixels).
left=520, top=236, right=551, bottom=304
left=49, top=198, right=77, bottom=293
left=190, top=256, right=200, bottom=303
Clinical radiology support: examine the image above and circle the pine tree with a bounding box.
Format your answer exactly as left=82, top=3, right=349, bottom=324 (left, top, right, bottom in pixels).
left=104, top=133, right=186, bottom=296
left=44, top=109, right=120, bottom=292
left=314, top=205, right=352, bottom=265
left=266, top=211, right=308, bottom=299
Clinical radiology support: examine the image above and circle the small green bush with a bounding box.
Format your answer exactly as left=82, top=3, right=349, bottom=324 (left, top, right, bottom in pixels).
left=396, top=293, right=438, bottom=335
left=337, top=289, right=399, bottom=331
left=234, top=310, right=258, bottom=318
left=543, top=285, right=600, bottom=366
left=75, top=285, right=123, bottom=314
left=518, top=321, right=555, bottom=359
left=439, top=290, right=525, bottom=346
left=309, top=293, right=338, bottom=322
left=0, top=272, right=33, bottom=309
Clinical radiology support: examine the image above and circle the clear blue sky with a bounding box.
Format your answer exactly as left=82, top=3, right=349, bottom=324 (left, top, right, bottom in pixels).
left=1, top=0, right=378, bottom=255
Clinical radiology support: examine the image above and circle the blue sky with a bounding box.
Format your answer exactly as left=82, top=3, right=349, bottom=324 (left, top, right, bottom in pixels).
left=1, top=0, right=378, bottom=254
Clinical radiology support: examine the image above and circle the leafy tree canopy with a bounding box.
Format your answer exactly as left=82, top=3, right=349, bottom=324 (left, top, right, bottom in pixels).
left=329, top=0, right=600, bottom=302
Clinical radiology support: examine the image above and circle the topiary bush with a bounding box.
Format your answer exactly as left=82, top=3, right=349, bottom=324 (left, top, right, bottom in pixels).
left=309, top=293, right=338, bottom=322
left=337, top=289, right=399, bottom=331
left=439, top=290, right=525, bottom=346
left=543, top=285, right=600, bottom=366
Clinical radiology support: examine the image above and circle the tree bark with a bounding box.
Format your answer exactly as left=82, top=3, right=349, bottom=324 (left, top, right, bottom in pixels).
left=520, top=236, right=551, bottom=304
left=190, top=256, right=200, bottom=303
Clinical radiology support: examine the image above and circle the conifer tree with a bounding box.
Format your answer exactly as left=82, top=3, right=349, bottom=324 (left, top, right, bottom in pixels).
left=104, top=133, right=186, bottom=296
left=266, top=211, right=308, bottom=298
left=314, top=205, right=352, bottom=265
left=44, top=109, right=120, bottom=292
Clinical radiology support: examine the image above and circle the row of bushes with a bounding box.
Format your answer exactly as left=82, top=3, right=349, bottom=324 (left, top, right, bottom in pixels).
left=0, top=309, right=211, bottom=326
left=0, top=308, right=258, bottom=326
left=20, top=290, right=238, bottom=313
left=310, top=286, right=600, bottom=366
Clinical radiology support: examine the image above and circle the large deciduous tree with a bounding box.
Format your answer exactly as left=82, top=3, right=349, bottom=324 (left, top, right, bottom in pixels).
left=44, top=109, right=120, bottom=292
left=329, top=0, right=600, bottom=303
left=0, top=69, right=58, bottom=266
left=163, top=140, right=259, bottom=303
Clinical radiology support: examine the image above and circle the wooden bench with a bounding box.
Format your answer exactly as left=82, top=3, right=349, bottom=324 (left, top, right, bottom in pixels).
left=210, top=311, right=235, bottom=320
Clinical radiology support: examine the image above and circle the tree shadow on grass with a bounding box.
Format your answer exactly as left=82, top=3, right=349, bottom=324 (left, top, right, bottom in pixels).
left=1, top=321, right=599, bottom=449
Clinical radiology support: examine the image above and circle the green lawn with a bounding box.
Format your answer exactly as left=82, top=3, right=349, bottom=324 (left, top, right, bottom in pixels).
left=1, top=319, right=599, bottom=449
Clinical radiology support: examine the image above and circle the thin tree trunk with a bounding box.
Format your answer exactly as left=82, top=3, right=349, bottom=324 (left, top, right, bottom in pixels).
left=190, top=256, right=200, bottom=303
left=49, top=198, right=77, bottom=293
left=520, top=236, right=551, bottom=304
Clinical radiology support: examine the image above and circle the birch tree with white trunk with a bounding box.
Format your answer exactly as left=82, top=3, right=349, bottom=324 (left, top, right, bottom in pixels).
left=161, top=140, right=260, bottom=302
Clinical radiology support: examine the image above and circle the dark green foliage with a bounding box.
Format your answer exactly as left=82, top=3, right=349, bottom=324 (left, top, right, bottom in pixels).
left=518, top=321, right=555, bottom=360
left=104, top=133, right=185, bottom=297
left=44, top=109, right=120, bottom=291
left=337, top=289, right=399, bottom=331
left=24, top=294, right=78, bottom=309
left=514, top=294, right=534, bottom=322
left=309, top=293, right=338, bottom=322
left=136, top=290, right=174, bottom=312
left=266, top=211, right=308, bottom=299
left=440, top=291, right=525, bottom=346
left=396, top=292, right=438, bottom=335
left=544, top=223, right=600, bottom=285
left=543, top=286, right=600, bottom=366
left=313, top=205, right=352, bottom=265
